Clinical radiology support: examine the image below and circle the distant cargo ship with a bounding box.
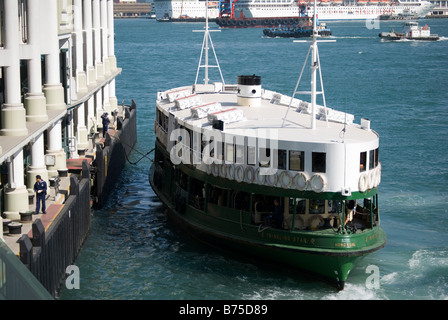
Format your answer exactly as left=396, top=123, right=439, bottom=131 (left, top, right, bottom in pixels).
left=153, top=0, right=433, bottom=25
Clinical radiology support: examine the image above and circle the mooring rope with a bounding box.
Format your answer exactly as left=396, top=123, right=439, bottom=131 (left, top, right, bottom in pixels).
left=112, top=134, right=155, bottom=165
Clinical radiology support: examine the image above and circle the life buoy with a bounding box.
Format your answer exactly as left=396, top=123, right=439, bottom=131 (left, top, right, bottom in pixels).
left=235, top=165, right=245, bottom=182
left=376, top=162, right=382, bottom=186
left=206, top=163, right=212, bottom=175
left=211, top=162, right=219, bottom=177
left=310, top=173, right=326, bottom=193
left=279, top=171, right=292, bottom=189
left=368, top=169, right=376, bottom=189
left=244, top=166, right=255, bottom=184
left=255, top=167, right=265, bottom=185
left=358, top=172, right=369, bottom=192
left=265, top=171, right=278, bottom=186
left=220, top=164, right=227, bottom=178
left=227, top=164, right=235, bottom=180
left=293, top=172, right=308, bottom=191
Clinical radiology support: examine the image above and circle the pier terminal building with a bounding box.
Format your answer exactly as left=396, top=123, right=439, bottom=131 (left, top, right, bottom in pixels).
left=0, top=0, right=120, bottom=235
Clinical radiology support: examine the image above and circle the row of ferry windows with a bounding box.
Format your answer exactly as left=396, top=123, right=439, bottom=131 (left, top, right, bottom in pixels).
left=156, top=114, right=378, bottom=173
left=360, top=148, right=379, bottom=172
left=174, top=124, right=328, bottom=173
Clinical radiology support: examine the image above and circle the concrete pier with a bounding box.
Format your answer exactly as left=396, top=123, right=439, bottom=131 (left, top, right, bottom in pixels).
left=0, top=0, right=134, bottom=299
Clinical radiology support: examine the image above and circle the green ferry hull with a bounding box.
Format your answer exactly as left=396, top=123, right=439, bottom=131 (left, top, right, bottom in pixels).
left=149, top=161, right=386, bottom=290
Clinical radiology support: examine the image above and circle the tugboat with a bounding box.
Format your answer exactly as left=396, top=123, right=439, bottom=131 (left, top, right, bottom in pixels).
left=149, top=0, right=386, bottom=290
left=379, top=21, right=439, bottom=41
left=263, top=20, right=331, bottom=38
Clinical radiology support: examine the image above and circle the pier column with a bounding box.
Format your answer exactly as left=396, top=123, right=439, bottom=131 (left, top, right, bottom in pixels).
left=43, top=0, right=66, bottom=111
left=27, top=133, right=49, bottom=190
left=46, top=119, right=68, bottom=178
left=106, top=0, right=118, bottom=112
left=103, top=83, right=111, bottom=114
left=109, top=79, right=118, bottom=112
left=3, top=151, right=29, bottom=220
left=77, top=102, right=89, bottom=150
left=93, top=0, right=104, bottom=81
left=74, top=0, right=87, bottom=94
left=86, top=96, right=97, bottom=138
left=0, top=0, right=28, bottom=137
left=95, top=90, right=105, bottom=131
left=107, top=0, right=117, bottom=72
left=83, top=0, right=96, bottom=86
left=101, top=0, right=110, bottom=76
left=24, top=0, right=48, bottom=123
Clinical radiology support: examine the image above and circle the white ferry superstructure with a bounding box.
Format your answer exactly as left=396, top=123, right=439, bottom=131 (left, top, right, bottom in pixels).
left=153, top=0, right=433, bottom=21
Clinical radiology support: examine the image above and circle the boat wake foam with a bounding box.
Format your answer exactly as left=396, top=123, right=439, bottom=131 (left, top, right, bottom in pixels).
left=380, top=248, right=448, bottom=300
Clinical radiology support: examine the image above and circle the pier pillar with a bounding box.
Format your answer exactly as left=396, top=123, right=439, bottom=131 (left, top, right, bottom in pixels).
left=101, top=0, right=111, bottom=76
left=77, top=102, right=89, bottom=150
left=27, top=133, right=49, bottom=191
left=86, top=96, right=97, bottom=138
left=107, top=0, right=117, bottom=72
left=0, top=0, right=28, bottom=137
left=46, top=119, right=68, bottom=178
left=95, top=90, right=105, bottom=131
left=24, top=0, right=48, bottom=123
left=103, top=83, right=111, bottom=114
left=83, top=0, right=96, bottom=87
left=43, top=0, right=66, bottom=111
left=93, top=0, right=105, bottom=81
left=74, top=0, right=87, bottom=94
left=109, top=79, right=118, bottom=111
left=3, top=151, right=29, bottom=221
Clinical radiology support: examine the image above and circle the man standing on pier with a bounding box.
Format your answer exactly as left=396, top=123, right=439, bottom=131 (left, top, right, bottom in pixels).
left=101, top=112, right=110, bottom=137
left=34, top=175, right=47, bottom=214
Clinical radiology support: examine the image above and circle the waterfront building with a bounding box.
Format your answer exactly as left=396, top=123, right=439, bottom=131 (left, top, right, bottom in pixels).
left=0, top=0, right=121, bottom=235
left=428, top=0, right=448, bottom=17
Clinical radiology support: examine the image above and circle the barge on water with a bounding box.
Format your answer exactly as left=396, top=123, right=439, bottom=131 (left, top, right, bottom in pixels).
left=149, top=1, right=386, bottom=290
left=263, top=20, right=331, bottom=38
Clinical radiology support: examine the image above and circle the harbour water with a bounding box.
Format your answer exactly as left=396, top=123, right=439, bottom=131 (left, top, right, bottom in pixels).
left=60, top=18, right=448, bottom=300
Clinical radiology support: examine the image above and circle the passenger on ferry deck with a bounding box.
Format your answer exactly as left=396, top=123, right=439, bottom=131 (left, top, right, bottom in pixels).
left=267, top=199, right=284, bottom=229
left=345, top=200, right=356, bottom=224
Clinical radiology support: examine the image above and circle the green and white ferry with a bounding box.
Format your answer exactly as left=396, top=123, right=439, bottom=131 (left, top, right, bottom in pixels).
left=149, top=2, right=386, bottom=290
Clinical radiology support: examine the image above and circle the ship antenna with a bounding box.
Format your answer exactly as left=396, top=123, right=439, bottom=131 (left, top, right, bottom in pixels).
left=194, top=1, right=225, bottom=85
left=281, top=0, right=335, bottom=129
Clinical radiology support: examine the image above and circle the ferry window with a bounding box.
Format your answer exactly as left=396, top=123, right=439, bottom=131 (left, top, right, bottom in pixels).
left=259, top=148, right=270, bottom=168
left=289, top=198, right=306, bottom=215
left=277, top=150, right=287, bottom=170
left=360, top=151, right=367, bottom=172
left=309, top=199, right=325, bottom=214
left=328, top=200, right=342, bottom=214
left=369, top=149, right=375, bottom=170
left=247, top=146, right=256, bottom=165
left=312, top=152, right=326, bottom=173
left=235, top=144, right=244, bottom=165
left=225, top=143, right=234, bottom=163
left=289, top=150, right=304, bottom=171
left=375, top=147, right=379, bottom=167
